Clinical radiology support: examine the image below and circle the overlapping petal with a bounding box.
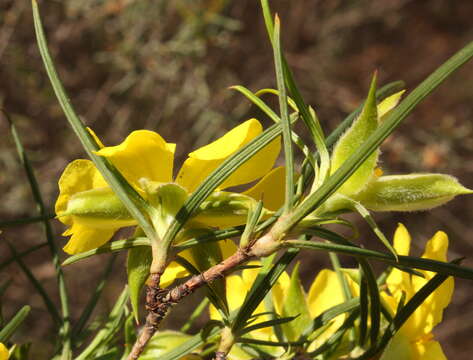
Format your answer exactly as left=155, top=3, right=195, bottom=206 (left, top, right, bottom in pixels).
left=176, top=119, right=280, bottom=193
left=95, top=130, right=175, bottom=189
left=242, top=166, right=285, bottom=211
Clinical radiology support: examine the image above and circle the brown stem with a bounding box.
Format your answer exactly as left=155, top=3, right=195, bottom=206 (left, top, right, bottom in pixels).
left=214, top=351, right=227, bottom=360
left=127, top=248, right=253, bottom=360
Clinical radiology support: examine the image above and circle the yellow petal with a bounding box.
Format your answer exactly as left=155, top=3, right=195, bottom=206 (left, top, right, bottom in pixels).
left=307, top=270, right=348, bottom=318
left=410, top=231, right=454, bottom=335
left=220, top=239, right=238, bottom=259
left=160, top=262, right=189, bottom=288
left=379, top=333, right=414, bottom=360
left=377, top=90, right=405, bottom=119
left=0, top=343, right=8, bottom=360
left=306, top=270, right=350, bottom=344
left=412, top=339, right=447, bottom=360
left=271, top=270, right=291, bottom=315
left=95, top=130, right=174, bottom=188
left=176, top=119, right=281, bottom=192
left=387, top=224, right=415, bottom=298
left=62, top=223, right=116, bottom=254
left=242, top=166, right=285, bottom=211
left=209, top=274, right=245, bottom=320
left=56, top=159, right=107, bottom=226
left=393, top=223, right=411, bottom=256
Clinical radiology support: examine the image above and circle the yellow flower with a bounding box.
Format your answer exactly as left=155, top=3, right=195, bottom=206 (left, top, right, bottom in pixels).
left=0, top=343, right=9, bottom=360
left=380, top=224, right=453, bottom=360
left=209, top=254, right=356, bottom=358
left=56, top=119, right=283, bottom=255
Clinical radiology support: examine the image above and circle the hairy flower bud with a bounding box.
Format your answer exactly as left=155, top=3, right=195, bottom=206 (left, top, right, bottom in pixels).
left=355, top=173, right=472, bottom=212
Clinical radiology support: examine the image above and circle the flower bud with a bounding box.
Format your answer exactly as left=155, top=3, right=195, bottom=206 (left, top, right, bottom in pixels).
left=355, top=174, right=472, bottom=212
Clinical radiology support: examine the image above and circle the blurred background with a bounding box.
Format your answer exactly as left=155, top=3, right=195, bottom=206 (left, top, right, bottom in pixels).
left=0, top=0, right=472, bottom=358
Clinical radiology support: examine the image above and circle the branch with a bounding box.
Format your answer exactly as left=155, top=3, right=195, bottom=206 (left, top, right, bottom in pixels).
left=127, top=246, right=257, bottom=359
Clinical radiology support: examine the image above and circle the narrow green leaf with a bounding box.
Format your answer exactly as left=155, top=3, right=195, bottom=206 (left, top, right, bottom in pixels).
left=284, top=240, right=473, bottom=280
left=309, top=309, right=359, bottom=357
left=259, top=0, right=328, bottom=171
left=358, top=270, right=368, bottom=346
left=232, top=85, right=316, bottom=171
left=62, top=227, right=245, bottom=267
left=239, top=316, right=298, bottom=336
left=0, top=242, right=47, bottom=272
left=254, top=88, right=298, bottom=111
left=73, top=255, right=117, bottom=339
left=75, top=287, right=129, bottom=360
left=0, top=306, right=30, bottom=343
left=4, top=110, right=72, bottom=356
left=31, top=0, right=156, bottom=242
left=232, top=248, right=299, bottom=332
left=237, top=337, right=307, bottom=347
left=273, top=16, right=294, bottom=213
left=139, top=331, right=200, bottom=360
left=0, top=214, right=55, bottom=228
left=240, top=200, right=264, bottom=248
left=159, top=327, right=220, bottom=360
left=121, top=314, right=137, bottom=359
left=6, top=241, right=61, bottom=325
left=127, top=246, right=152, bottom=322
left=303, top=297, right=359, bottom=336
left=180, top=298, right=210, bottom=333
left=359, top=260, right=381, bottom=346
left=329, top=252, right=352, bottom=302
left=352, top=200, right=398, bottom=260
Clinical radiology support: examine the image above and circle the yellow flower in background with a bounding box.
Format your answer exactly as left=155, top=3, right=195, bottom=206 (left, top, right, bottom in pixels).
left=380, top=224, right=453, bottom=360
left=209, top=251, right=357, bottom=359
left=56, top=119, right=284, bottom=254
left=209, top=252, right=290, bottom=359
left=0, top=343, right=9, bottom=360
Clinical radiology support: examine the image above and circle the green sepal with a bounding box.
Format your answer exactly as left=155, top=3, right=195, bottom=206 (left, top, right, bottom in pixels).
left=142, top=182, right=189, bottom=238
left=355, top=173, right=473, bottom=212
left=330, top=74, right=379, bottom=196
left=192, top=192, right=271, bottom=228
left=60, top=187, right=136, bottom=227
left=140, top=331, right=202, bottom=360
left=127, top=245, right=152, bottom=323
left=280, top=263, right=311, bottom=342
